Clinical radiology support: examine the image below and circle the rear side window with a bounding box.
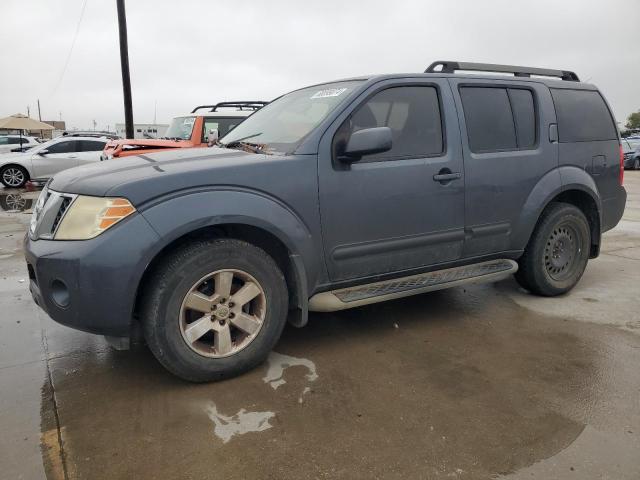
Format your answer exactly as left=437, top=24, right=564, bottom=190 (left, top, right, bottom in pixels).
left=202, top=118, right=244, bottom=142
left=551, top=89, right=617, bottom=142
left=508, top=89, right=536, bottom=149
left=78, top=140, right=106, bottom=152
left=460, top=86, right=537, bottom=153
left=335, top=85, right=443, bottom=162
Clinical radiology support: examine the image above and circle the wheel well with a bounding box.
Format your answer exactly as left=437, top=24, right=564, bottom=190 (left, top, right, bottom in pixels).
left=546, top=190, right=600, bottom=257
left=133, top=224, right=300, bottom=325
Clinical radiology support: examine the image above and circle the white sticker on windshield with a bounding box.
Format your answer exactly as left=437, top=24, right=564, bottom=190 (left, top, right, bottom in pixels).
left=310, top=88, right=347, bottom=99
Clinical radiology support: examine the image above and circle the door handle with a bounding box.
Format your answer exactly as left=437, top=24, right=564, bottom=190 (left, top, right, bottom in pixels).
left=433, top=171, right=462, bottom=183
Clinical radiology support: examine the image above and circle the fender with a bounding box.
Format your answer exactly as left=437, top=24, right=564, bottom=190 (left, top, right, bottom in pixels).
left=511, top=166, right=601, bottom=250
left=135, top=188, right=320, bottom=323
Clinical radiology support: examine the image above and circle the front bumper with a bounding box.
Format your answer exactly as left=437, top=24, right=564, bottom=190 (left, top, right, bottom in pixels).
left=24, top=213, right=160, bottom=337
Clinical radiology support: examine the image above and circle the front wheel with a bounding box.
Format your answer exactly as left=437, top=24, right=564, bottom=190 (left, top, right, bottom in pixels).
left=142, top=238, right=288, bottom=382
left=0, top=165, right=29, bottom=188
left=515, top=203, right=591, bottom=296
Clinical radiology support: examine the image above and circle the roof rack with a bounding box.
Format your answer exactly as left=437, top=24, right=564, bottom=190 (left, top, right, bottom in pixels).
left=191, top=101, right=269, bottom=113
left=425, top=61, right=580, bottom=82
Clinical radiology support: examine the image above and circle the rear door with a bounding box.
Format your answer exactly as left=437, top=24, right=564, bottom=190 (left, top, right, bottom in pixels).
left=318, top=78, right=465, bottom=281
left=449, top=78, right=558, bottom=257
left=31, top=139, right=80, bottom=178
left=76, top=140, right=107, bottom=165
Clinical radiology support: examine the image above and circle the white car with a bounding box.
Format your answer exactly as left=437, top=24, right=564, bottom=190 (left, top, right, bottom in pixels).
left=0, top=136, right=108, bottom=188
left=0, top=135, right=41, bottom=154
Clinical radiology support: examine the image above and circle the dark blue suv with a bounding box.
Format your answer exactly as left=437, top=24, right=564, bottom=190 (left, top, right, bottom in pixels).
left=25, top=61, right=627, bottom=381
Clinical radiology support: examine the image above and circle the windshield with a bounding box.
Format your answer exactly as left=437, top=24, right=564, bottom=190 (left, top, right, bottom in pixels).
left=164, top=116, right=196, bottom=140
left=220, top=80, right=364, bottom=153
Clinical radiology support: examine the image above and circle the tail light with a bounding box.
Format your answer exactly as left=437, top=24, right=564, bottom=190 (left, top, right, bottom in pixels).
left=619, top=144, right=624, bottom=186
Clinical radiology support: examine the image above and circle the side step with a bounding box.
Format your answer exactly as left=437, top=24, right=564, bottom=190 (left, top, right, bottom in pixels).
left=308, top=259, right=518, bottom=312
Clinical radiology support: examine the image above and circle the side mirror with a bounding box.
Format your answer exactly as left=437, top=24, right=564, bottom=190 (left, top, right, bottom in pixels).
left=342, top=127, right=392, bottom=162
left=38, top=149, right=49, bottom=156
left=207, top=128, right=219, bottom=146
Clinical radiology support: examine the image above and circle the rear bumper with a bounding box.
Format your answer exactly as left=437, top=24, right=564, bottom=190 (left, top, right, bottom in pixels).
left=24, top=213, right=160, bottom=337
left=601, top=186, right=627, bottom=233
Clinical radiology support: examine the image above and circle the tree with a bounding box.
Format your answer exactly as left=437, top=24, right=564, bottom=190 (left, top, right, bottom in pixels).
left=626, top=110, right=640, bottom=130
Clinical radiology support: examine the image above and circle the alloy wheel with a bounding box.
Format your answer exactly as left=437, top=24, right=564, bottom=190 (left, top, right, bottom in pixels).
left=179, top=269, right=266, bottom=358
left=2, top=168, right=25, bottom=187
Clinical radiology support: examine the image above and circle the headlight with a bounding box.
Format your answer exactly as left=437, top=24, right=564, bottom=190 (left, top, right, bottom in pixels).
left=55, top=196, right=136, bottom=240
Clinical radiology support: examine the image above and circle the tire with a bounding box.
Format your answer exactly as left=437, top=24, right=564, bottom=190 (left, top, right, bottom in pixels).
left=0, top=165, right=29, bottom=188
left=515, top=202, right=591, bottom=296
left=142, top=238, right=288, bottom=382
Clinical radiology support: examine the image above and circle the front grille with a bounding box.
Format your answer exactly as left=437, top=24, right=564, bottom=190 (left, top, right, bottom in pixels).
left=51, top=197, right=72, bottom=234
left=30, top=189, right=77, bottom=240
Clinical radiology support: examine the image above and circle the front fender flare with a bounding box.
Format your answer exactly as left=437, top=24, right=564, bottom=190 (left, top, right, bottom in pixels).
left=135, top=188, right=320, bottom=323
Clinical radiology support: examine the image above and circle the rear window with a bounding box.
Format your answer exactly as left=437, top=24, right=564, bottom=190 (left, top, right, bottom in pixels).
left=550, top=89, right=617, bottom=142
left=460, top=86, right=537, bottom=153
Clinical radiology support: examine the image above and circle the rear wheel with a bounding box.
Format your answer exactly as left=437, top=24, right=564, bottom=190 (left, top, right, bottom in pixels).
left=515, top=203, right=590, bottom=296
left=0, top=165, right=28, bottom=188
left=142, top=238, right=288, bottom=382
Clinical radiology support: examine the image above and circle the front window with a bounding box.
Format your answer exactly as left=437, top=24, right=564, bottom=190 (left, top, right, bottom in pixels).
left=220, top=80, right=363, bottom=154
left=164, top=116, right=196, bottom=140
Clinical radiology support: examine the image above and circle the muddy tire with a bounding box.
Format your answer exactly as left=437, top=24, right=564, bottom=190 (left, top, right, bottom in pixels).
left=515, top=202, right=590, bottom=296
left=0, top=165, right=29, bottom=188
left=142, top=238, right=288, bottom=382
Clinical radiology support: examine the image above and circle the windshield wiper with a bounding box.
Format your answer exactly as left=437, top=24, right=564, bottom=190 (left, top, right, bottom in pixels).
left=223, top=133, right=262, bottom=147
left=221, top=133, right=268, bottom=154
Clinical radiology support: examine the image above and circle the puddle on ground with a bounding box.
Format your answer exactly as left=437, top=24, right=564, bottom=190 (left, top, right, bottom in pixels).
left=205, top=401, right=275, bottom=444
left=205, top=351, right=319, bottom=443
left=263, top=351, right=318, bottom=389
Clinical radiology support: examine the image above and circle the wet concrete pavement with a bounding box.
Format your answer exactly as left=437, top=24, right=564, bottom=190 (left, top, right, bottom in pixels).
left=0, top=176, right=639, bottom=480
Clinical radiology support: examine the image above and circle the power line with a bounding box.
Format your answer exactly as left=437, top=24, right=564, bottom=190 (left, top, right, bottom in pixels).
left=50, top=0, right=89, bottom=98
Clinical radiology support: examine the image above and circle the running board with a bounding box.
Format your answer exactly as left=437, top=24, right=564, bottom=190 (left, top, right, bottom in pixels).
left=308, top=259, right=518, bottom=312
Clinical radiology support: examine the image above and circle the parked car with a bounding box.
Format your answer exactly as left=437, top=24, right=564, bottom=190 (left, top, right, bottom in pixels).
left=25, top=61, right=626, bottom=382
left=0, top=136, right=107, bottom=188
left=0, top=135, right=40, bottom=154
left=101, top=101, right=267, bottom=160
left=622, top=138, right=640, bottom=169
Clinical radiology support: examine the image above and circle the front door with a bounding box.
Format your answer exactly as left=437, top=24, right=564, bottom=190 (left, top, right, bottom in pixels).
left=31, top=139, right=80, bottom=179
left=318, top=79, right=465, bottom=282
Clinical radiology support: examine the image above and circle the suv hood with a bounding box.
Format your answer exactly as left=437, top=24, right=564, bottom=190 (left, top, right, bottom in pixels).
left=48, top=147, right=289, bottom=205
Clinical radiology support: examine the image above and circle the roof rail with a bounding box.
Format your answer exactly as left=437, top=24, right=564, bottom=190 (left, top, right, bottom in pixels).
left=191, top=101, right=269, bottom=113
left=425, top=61, right=580, bottom=82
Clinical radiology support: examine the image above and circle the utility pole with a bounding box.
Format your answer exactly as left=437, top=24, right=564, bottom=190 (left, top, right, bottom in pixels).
left=116, top=0, right=134, bottom=139
left=37, top=99, right=43, bottom=138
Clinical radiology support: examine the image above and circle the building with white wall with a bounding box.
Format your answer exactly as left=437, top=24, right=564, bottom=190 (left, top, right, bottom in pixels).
left=115, top=123, right=169, bottom=139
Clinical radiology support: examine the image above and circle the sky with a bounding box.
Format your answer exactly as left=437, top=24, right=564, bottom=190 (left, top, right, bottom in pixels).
left=2, top=0, right=638, bottom=131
